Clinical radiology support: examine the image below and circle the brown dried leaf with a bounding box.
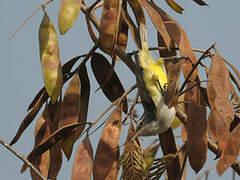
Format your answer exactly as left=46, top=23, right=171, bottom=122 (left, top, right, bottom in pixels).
left=58, top=73, right=81, bottom=159
left=121, top=121, right=147, bottom=179
left=21, top=123, right=83, bottom=173
left=78, top=64, right=90, bottom=126
left=158, top=128, right=181, bottom=180
left=139, top=0, right=171, bottom=50
left=71, top=136, right=93, bottom=180
left=93, top=106, right=122, bottom=180
left=127, top=0, right=146, bottom=25
left=121, top=9, right=141, bottom=50
left=10, top=92, right=46, bottom=146
left=217, top=124, right=240, bottom=176
left=99, top=0, right=121, bottom=55
left=187, top=87, right=207, bottom=173
left=30, top=108, right=51, bottom=180
left=91, top=52, right=128, bottom=114
left=192, top=0, right=208, bottom=6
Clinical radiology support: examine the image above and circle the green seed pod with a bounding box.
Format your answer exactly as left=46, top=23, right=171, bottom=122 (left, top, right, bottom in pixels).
left=58, top=0, right=82, bottom=34
left=39, top=12, right=63, bottom=103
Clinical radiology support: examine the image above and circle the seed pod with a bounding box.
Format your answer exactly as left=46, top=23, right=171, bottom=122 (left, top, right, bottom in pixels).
left=99, top=0, right=121, bottom=55
left=58, top=0, right=82, bottom=34
left=39, top=11, right=63, bottom=103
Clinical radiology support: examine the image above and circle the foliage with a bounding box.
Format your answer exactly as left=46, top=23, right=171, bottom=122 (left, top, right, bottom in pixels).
left=5, top=0, right=240, bottom=179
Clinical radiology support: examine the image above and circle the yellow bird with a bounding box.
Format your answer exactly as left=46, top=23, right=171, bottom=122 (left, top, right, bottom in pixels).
left=133, top=24, right=180, bottom=138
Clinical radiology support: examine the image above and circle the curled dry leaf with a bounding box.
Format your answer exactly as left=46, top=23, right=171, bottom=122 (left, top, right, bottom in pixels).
left=91, top=52, right=128, bottom=114
left=39, top=11, right=63, bottom=103
left=121, top=9, right=141, bottom=50
left=10, top=92, right=46, bottom=146
left=139, top=0, right=171, bottom=50
left=21, top=123, right=83, bottom=173
left=58, top=73, right=81, bottom=159
left=93, top=106, right=122, bottom=180
left=192, top=0, right=208, bottom=6
left=165, top=0, right=184, bottom=14
left=217, top=124, right=240, bottom=176
left=58, top=0, right=82, bottom=34
left=99, top=0, right=121, bottom=55
left=127, top=0, right=146, bottom=26
left=158, top=128, right=181, bottom=180
left=71, top=136, right=93, bottom=180
left=121, top=121, right=147, bottom=180
left=187, top=87, right=207, bottom=173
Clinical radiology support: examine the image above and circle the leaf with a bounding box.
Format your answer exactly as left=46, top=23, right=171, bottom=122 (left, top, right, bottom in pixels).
left=143, top=143, right=159, bottom=170
left=30, top=108, right=51, bottom=180
left=121, top=121, right=147, bottom=180
left=217, top=124, right=240, bottom=175
left=10, top=91, right=46, bottom=145
left=192, top=0, right=208, bottom=6
left=91, top=52, right=128, bottom=114
left=121, top=9, right=141, bottom=50
left=39, top=11, right=63, bottom=103
left=78, top=63, right=90, bottom=125
left=139, top=0, right=171, bottom=50
left=93, top=106, right=122, bottom=180
left=127, top=0, right=146, bottom=25
left=71, top=136, right=93, bottom=180
left=58, top=0, right=82, bottom=34
left=165, top=0, right=184, bottom=14
left=158, top=128, right=181, bottom=180
left=58, top=73, right=81, bottom=159
left=21, top=123, right=83, bottom=173
left=187, top=87, right=207, bottom=173
left=99, top=0, right=121, bottom=55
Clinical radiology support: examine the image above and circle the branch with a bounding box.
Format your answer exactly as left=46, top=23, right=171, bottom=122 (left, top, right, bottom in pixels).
left=0, top=137, right=47, bottom=180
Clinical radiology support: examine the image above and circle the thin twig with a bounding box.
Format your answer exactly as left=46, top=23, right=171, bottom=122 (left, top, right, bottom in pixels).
left=179, top=43, right=215, bottom=93
left=178, top=80, right=209, bottom=97
left=9, top=0, right=53, bottom=39
left=196, top=162, right=217, bottom=180
left=0, top=137, right=47, bottom=180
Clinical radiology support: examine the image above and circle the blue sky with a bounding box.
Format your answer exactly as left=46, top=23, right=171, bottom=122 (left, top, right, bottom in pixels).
left=0, top=0, right=239, bottom=179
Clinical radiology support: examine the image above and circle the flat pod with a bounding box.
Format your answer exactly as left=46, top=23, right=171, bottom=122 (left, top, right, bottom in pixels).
left=93, top=107, right=122, bottom=180
left=58, top=0, right=82, bottom=34
left=58, top=73, right=81, bottom=159
left=99, top=0, right=121, bottom=54
left=91, top=52, right=128, bottom=114
left=165, top=0, right=184, bottom=14
left=39, top=11, right=63, bottom=103
left=71, top=136, right=93, bottom=180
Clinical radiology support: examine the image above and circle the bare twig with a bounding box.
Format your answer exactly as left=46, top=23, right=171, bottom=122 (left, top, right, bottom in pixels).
left=196, top=162, right=217, bottom=180
left=9, top=0, right=53, bottom=39
left=0, top=137, right=47, bottom=180
left=179, top=43, right=215, bottom=93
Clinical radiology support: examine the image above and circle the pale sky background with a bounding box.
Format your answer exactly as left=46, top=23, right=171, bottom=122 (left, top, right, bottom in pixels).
left=0, top=0, right=239, bottom=180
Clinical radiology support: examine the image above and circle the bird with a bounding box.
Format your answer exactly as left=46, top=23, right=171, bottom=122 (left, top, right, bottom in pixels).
left=132, top=24, right=179, bottom=140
